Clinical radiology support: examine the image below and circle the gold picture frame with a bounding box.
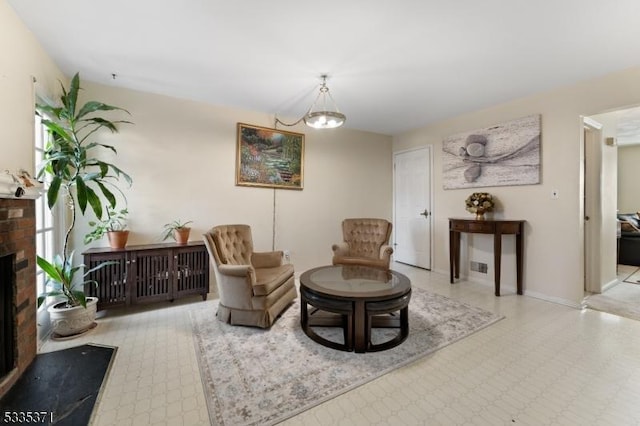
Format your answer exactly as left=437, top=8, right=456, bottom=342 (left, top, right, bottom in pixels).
left=236, top=123, right=304, bottom=190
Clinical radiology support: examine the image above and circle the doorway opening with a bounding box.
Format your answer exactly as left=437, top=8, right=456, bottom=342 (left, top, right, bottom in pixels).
left=582, top=105, right=640, bottom=319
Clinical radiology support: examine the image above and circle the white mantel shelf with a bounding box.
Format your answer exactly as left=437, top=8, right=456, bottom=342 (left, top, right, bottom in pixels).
left=0, top=171, right=44, bottom=200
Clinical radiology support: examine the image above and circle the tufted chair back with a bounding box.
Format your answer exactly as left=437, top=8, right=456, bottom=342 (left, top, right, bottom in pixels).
left=342, top=218, right=392, bottom=258
left=207, top=224, right=254, bottom=266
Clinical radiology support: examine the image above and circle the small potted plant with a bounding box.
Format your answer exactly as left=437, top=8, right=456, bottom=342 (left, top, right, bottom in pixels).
left=85, top=208, right=130, bottom=249
left=162, top=219, right=193, bottom=245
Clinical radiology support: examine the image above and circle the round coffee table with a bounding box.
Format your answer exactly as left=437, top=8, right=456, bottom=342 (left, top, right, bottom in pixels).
left=299, top=265, right=411, bottom=353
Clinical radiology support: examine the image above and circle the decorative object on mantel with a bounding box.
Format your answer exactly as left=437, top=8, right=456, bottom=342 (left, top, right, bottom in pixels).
left=236, top=123, right=304, bottom=190
left=0, top=169, right=44, bottom=199
left=274, top=74, right=346, bottom=129
left=35, top=72, right=132, bottom=337
left=465, top=192, right=494, bottom=220
left=442, top=114, right=541, bottom=189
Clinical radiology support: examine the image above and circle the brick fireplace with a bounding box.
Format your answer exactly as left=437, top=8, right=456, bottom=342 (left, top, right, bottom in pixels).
left=0, top=198, right=37, bottom=399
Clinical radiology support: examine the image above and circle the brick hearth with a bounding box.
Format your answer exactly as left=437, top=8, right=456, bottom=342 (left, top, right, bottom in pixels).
left=0, top=198, right=37, bottom=399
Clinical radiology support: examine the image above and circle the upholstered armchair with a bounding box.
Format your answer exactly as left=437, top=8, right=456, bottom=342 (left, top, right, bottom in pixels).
left=203, top=224, right=297, bottom=328
left=332, top=218, right=393, bottom=270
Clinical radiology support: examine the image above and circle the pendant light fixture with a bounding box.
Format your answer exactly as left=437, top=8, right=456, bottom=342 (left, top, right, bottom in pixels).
left=275, top=75, right=346, bottom=129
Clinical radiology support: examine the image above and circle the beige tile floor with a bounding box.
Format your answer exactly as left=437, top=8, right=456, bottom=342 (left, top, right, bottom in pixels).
left=40, top=263, right=640, bottom=425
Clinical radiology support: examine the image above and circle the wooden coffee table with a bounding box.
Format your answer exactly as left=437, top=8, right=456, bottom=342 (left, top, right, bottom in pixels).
left=299, top=265, right=411, bottom=353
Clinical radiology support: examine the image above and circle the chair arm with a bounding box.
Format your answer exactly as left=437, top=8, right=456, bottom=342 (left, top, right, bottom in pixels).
left=380, top=244, right=394, bottom=262
left=252, top=251, right=283, bottom=268
left=332, top=242, right=350, bottom=257
left=218, top=264, right=256, bottom=282
left=214, top=265, right=255, bottom=310
left=380, top=244, right=393, bottom=256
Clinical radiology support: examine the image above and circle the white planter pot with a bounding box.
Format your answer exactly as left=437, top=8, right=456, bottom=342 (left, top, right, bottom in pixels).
left=47, top=297, right=98, bottom=337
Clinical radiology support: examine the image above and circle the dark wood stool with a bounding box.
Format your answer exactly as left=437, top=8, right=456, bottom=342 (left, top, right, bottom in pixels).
left=365, top=290, right=411, bottom=352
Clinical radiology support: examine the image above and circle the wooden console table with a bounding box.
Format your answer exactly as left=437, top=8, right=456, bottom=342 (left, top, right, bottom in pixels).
left=449, top=218, right=525, bottom=296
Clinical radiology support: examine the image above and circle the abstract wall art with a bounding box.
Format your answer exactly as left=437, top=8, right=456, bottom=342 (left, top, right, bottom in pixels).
left=442, top=114, right=541, bottom=189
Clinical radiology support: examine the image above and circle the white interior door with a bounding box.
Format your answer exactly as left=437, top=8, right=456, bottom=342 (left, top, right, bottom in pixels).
left=393, top=147, right=432, bottom=269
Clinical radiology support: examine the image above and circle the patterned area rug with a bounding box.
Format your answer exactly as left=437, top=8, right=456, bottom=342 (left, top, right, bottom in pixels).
left=190, top=287, right=503, bottom=425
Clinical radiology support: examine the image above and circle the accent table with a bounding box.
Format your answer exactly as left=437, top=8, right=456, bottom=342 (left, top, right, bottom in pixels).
left=449, top=218, right=525, bottom=296
left=299, top=265, right=411, bottom=353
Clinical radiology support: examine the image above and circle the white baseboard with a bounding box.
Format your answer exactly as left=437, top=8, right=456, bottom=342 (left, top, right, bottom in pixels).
left=431, top=267, right=449, bottom=277
left=432, top=266, right=581, bottom=308
left=522, top=290, right=582, bottom=309
left=600, top=278, right=620, bottom=293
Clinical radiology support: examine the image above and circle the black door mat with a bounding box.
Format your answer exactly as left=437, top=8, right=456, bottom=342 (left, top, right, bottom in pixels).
left=0, top=343, right=117, bottom=425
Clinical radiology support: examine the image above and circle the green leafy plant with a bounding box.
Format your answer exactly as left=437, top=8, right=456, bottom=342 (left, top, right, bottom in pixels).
left=84, top=208, right=129, bottom=244
left=36, top=251, right=106, bottom=309
left=36, top=72, right=132, bottom=308
left=161, top=219, right=193, bottom=241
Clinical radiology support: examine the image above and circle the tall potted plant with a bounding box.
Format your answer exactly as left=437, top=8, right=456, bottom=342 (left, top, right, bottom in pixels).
left=36, top=72, right=132, bottom=337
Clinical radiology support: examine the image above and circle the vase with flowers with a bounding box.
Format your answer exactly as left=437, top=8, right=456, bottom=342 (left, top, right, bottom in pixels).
left=465, top=192, right=494, bottom=220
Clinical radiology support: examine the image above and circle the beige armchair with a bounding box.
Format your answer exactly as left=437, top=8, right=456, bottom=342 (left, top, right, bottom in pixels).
left=203, top=224, right=296, bottom=328
left=332, top=218, right=393, bottom=270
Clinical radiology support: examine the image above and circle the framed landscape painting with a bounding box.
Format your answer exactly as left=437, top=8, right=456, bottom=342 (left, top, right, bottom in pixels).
left=236, top=123, right=304, bottom=190
left=442, top=114, right=541, bottom=189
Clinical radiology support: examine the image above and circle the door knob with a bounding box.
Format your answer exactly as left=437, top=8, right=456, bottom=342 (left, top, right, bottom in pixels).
left=420, top=209, right=430, bottom=217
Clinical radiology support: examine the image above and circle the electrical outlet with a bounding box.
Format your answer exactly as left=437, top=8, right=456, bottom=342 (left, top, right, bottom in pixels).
left=283, top=250, right=291, bottom=263
left=551, top=189, right=559, bottom=199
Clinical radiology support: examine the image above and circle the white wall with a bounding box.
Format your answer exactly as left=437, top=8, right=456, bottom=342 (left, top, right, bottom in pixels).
left=72, top=82, right=393, bottom=276
left=618, top=144, right=640, bottom=213
left=0, top=0, right=65, bottom=174
left=0, top=0, right=65, bottom=342
left=394, top=67, right=640, bottom=306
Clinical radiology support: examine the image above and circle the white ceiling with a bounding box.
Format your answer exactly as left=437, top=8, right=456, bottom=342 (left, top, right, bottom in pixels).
left=7, top=0, right=640, bottom=136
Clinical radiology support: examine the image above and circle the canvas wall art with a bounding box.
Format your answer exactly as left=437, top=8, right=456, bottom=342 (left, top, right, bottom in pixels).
left=236, top=123, right=304, bottom=190
left=442, top=114, right=541, bottom=189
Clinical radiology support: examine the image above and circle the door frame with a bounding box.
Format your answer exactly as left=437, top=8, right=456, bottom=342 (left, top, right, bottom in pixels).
left=582, top=117, right=602, bottom=293
left=392, top=145, right=434, bottom=269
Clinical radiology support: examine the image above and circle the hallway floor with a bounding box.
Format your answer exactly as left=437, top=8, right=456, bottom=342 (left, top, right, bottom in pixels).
left=583, top=264, right=640, bottom=321
left=611, top=264, right=640, bottom=304
left=40, top=263, right=640, bottom=425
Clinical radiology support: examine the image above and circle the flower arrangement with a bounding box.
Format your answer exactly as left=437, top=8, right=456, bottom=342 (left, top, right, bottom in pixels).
left=465, top=192, right=494, bottom=214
